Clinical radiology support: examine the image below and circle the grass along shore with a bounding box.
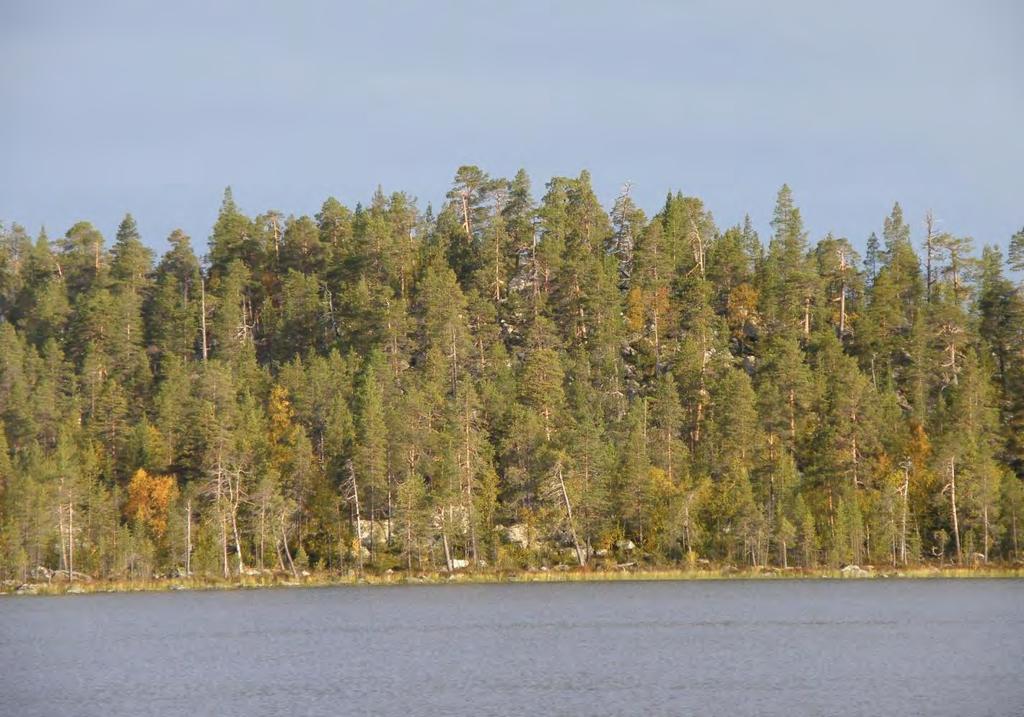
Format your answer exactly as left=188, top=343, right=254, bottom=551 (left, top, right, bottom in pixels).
left=4, top=563, right=1023, bottom=596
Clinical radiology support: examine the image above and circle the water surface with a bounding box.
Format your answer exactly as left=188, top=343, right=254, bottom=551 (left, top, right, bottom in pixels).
left=2, top=579, right=1022, bottom=716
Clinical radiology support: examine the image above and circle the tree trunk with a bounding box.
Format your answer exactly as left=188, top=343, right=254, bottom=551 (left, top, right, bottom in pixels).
left=900, top=465, right=909, bottom=565
left=1013, top=509, right=1019, bottom=561
left=68, top=502, right=74, bottom=583
left=200, top=278, right=208, bottom=362
left=57, top=503, right=68, bottom=574
left=838, top=247, right=848, bottom=336
left=464, top=396, right=478, bottom=565
left=350, top=462, right=364, bottom=575
left=983, top=504, right=990, bottom=564
left=281, top=517, right=297, bottom=578
left=442, top=532, right=453, bottom=573
left=221, top=510, right=230, bottom=579
left=557, top=463, right=586, bottom=567
left=185, top=500, right=192, bottom=576
left=229, top=471, right=245, bottom=575
left=949, top=457, right=962, bottom=564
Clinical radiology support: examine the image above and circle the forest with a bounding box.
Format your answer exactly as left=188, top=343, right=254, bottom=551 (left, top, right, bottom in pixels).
left=1, top=166, right=1023, bottom=583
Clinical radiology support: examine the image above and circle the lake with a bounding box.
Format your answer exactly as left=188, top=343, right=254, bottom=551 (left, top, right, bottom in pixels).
left=1, top=579, right=1022, bottom=716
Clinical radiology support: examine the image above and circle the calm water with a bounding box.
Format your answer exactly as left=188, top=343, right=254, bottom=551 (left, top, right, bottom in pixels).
left=1, top=579, right=1022, bottom=717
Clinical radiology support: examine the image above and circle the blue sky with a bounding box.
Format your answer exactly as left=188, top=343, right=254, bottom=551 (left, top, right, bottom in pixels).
left=1, top=1, right=1021, bottom=257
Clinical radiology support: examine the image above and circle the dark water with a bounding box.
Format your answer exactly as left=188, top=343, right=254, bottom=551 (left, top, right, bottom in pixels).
left=1, top=579, right=1022, bottom=717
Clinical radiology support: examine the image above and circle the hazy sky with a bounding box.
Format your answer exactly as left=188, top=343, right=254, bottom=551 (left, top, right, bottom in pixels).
left=1, top=1, right=1021, bottom=256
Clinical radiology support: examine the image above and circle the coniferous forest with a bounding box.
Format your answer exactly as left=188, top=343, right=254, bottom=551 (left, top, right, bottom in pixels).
left=2, top=167, right=1023, bottom=582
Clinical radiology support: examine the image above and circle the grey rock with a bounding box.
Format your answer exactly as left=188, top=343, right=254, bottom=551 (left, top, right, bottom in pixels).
left=496, top=523, right=532, bottom=548
left=840, top=564, right=870, bottom=577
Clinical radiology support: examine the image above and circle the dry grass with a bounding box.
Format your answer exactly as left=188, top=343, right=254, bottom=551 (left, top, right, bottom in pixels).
left=4, top=563, right=1022, bottom=596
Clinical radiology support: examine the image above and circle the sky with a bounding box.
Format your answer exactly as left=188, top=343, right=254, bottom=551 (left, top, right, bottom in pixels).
left=1, top=1, right=1021, bottom=258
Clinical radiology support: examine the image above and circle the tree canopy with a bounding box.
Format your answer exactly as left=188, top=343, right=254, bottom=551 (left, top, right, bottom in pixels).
left=1, top=172, right=1022, bottom=580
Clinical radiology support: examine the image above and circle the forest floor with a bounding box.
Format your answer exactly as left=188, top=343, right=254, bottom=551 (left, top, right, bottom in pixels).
left=4, top=563, right=1023, bottom=596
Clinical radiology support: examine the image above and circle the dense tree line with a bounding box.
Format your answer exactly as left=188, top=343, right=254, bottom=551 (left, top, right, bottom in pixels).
left=1, top=168, right=1023, bottom=580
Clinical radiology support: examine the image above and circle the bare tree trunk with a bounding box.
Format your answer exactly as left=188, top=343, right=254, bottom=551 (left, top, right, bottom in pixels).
left=230, top=471, right=245, bottom=575
left=441, top=532, right=453, bottom=573
left=494, top=224, right=503, bottom=301
left=185, top=500, right=192, bottom=576
left=281, top=517, right=297, bottom=578
left=274, top=537, right=285, bottom=571
left=349, top=462, right=364, bottom=575
left=464, top=396, right=478, bottom=565
left=258, top=498, right=266, bottom=570
left=58, top=503, right=68, bottom=573
left=221, top=510, right=229, bottom=579
left=949, top=457, right=962, bottom=564
left=405, top=512, right=414, bottom=573
left=838, top=247, right=848, bottom=336
left=68, top=502, right=74, bottom=582
left=690, top=218, right=705, bottom=280
left=925, top=211, right=935, bottom=303
left=461, top=192, right=472, bottom=241
left=216, top=459, right=229, bottom=578
left=386, top=455, right=394, bottom=545
left=983, top=504, right=990, bottom=564
left=557, top=463, right=586, bottom=567
left=900, top=464, right=910, bottom=565
left=200, top=278, right=208, bottom=362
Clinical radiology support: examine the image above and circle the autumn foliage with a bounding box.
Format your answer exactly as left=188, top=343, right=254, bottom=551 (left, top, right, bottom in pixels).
left=124, top=469, right=178, bottom=538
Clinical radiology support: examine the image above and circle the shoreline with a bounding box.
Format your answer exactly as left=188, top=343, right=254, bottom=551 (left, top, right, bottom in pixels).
left=5, top=565, right=1023, bottom=597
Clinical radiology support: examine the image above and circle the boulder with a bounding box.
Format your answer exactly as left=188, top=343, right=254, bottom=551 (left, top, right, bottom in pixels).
left=450, top=558, right=470, bottom=570
left=357, top=519, right=393, bottom=547
left=15, top=583, right=39, bottom=595
left=496, top=523, right=532, bottom=548
left=841, top=564, right=870, bottom=578
left=30, top=566, right=52, bottom=581
left=615, top=539, right=636, bottom=552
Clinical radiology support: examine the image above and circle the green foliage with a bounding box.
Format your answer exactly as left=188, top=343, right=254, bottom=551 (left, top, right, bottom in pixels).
left=0, top=172, right=1022, bottom=581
